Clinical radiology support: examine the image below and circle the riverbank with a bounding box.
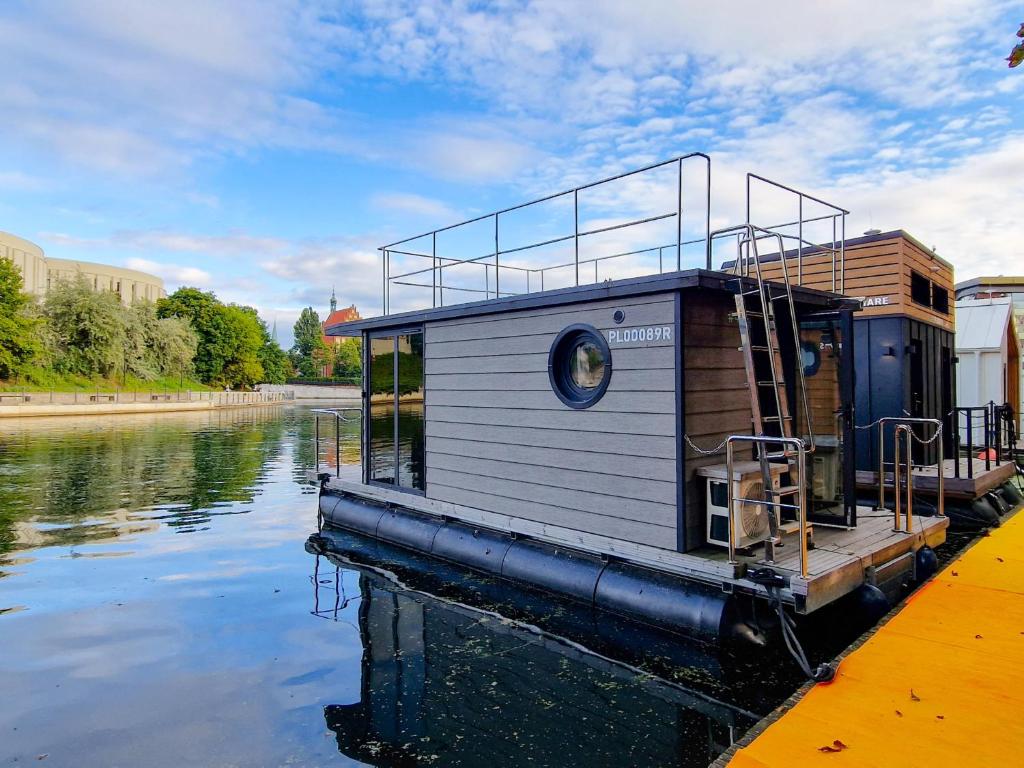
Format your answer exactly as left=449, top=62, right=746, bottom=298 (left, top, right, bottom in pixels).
left=721, top=501, right=1024, bottom=767
left=0, top=390, right=292, bottom=418
left=258, top=383, right=359, bottom=402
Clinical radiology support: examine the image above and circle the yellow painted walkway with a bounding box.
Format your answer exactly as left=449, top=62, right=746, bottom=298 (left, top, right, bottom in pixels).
left=729, top=507, right=1024, bottom=768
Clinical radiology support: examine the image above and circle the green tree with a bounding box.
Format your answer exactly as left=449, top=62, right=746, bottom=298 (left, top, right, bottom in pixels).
left=151, top=316, right=199, bottom=381
left=45, top=276, right=127, bottom=377
left=291, top=306, right=327, bottom=377
left=0, top=257, right=40, bottom=379
left=218, top=304, right=265, bottom=388
left=332, top=338, right=362, bottom=380
left=157, top=288, right=232, bottom=383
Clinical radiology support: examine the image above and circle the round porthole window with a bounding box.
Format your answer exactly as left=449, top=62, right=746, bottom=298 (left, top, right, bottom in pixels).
left=548, top=324, right=612, bottom=409
left=801, top=340, right=822, bottom=377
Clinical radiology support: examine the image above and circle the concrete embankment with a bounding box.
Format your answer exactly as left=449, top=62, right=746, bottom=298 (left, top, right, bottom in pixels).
left=0, top=391, right=291, bottom=419
left=258, top=383, right=359, bottom=402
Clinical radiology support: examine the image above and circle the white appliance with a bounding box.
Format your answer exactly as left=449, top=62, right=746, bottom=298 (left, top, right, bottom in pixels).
left=698, top=462, right=784, bottom=549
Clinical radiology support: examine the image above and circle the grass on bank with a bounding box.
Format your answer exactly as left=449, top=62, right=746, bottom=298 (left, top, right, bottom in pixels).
left=0, top=365, right=213, bottom=393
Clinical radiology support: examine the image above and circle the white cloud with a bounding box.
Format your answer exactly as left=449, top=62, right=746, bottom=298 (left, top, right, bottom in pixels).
left=371, top=192, right=460, bottom=221
left=123, top=257, right=212, bottom=288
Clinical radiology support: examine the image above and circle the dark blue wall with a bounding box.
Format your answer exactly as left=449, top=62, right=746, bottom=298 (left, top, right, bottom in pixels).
left=853, top=317, right=955, bottom=471
left=854, top=317, right=905, bottom=471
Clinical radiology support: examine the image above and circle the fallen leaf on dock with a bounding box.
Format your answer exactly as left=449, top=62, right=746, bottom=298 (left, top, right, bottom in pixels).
left=936, top=715, right=945, bottom=720
left=818, top=740, right=848, bottom=753
left=895, top=710, right=903, bottom=717
left=910, top=689, right=921, bottom=702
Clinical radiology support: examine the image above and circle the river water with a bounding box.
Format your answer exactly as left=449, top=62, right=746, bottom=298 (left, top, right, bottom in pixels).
left=1, top=404, right=812, bottom=767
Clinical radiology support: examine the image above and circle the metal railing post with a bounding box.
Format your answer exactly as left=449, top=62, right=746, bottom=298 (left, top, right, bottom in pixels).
left=877, top=421, right=886, bottom=511
left=726, top=439, right=737, bottom=567
left=335, top=412, right=341, bottom=477
left=893, top=425, right=904, bottom=532
left=494, top=213, right=500, bottom=297
left=573, top=189, right=579, bottom=286
left=314, top=413, right=320, bottom=473
left=966, top=413, right=974, bottom=479
left=676, top=156, right=683, bottom=271
left=984, top=406, right=991, bottom=471
left=431, top=233, right=437, bottom=308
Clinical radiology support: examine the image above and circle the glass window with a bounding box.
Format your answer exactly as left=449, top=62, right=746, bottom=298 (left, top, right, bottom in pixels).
left=931, top=285, right=949, bottom=314
left=569, top=340, right=605, bottom=389
left=548, top=325, right=612, bottom=409
left=367, top=330, right=425, bottom=492
left=910, top=271, right=930, bottom=307
left=368, top=335, right=395, bottom=485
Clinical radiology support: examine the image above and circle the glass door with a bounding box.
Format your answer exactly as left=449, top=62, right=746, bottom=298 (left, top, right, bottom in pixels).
left=367, top=329, right=425, bottom=492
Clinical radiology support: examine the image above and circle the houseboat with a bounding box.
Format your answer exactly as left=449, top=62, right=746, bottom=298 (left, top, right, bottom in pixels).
left=311, top=155, right=950, bottom=654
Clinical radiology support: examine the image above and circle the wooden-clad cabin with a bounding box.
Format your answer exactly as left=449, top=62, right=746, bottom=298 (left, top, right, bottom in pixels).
left=757, top=230, right=956, bottom=469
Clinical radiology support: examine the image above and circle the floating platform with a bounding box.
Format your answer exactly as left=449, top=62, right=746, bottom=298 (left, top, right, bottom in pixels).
left=721, top=502, right=1024, bottom=767
left=316, top=474, right=948, bottom=620
left=857, top=458, right=1016, bottom=501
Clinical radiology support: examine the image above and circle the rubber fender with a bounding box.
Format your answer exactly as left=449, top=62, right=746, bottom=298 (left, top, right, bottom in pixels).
left=376, top=508, right=442, bottom=552
left=430, top=522, right=513, bottom=577
left=320, top=493, right=386, bottom=537
left=1001, top=481, right=1024, bottom=507
left=594, top=561, right=731, bottom=643
left=502, top=539, right=606, bottom=603
left=851, top=583, right=890, bottom=624
left=985, top=490, right=1009, bottom=516
left=914, top=546, right=939, bottom=582
left=970, top=497, right=1001, bottom=527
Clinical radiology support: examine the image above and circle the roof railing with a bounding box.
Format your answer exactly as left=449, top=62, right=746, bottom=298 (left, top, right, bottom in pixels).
left=378, top=156, right=848, bottom=314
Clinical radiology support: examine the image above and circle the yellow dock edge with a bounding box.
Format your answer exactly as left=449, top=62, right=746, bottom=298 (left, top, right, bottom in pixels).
left=719, top=498, right=1024, bottom=768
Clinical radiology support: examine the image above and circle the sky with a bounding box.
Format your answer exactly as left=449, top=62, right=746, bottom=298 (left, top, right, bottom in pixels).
left=1, top=1, right=1021, bottom=348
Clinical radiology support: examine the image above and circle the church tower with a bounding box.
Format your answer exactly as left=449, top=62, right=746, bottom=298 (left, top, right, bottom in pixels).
left=330, top=286, right=337, bottom=315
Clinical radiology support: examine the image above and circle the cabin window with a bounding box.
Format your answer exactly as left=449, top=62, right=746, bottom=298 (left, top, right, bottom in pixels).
left=548, top=324, right=612, bottom=409
left=932, top=285, right=949, bottom=314
left=367, top=329, right=425, bottom=491
left=910, top=270, right=931, bottom=307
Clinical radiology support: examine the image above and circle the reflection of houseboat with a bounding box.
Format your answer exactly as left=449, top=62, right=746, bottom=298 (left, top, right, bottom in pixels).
left=313, top=155, right=957, bottom=655
left=309, top=540, right=757, bottom=767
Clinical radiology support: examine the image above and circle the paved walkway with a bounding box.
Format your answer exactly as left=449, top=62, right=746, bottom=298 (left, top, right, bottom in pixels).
left=728, top=504, right=1024, bottom=767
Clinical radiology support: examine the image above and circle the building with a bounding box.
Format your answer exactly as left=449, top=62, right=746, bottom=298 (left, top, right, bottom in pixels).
left=0, top=230, right=165, bottom=305
left=319, top=289, right=361, bottom=377
left=954, top=297, right=1020, bottom=435
left=757, top=229, right=956, bottom=470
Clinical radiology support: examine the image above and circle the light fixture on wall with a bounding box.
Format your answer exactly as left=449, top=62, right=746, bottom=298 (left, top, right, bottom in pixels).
left=883, top=345, right=896, bottom=357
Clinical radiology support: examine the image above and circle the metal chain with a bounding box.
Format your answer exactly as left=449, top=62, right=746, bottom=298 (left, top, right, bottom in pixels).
left=684, top=434, right=729, bottom=456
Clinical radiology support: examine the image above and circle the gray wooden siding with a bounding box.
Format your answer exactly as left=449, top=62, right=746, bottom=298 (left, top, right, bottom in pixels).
left=424, top=294, right=678, bottom=550
left=682, top=292, right=754, bottom=551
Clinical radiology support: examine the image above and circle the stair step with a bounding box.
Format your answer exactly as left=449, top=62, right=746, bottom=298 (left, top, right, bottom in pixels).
left=756, top=380, right=781, bottom=387
left=776, top=485, right=802, bottom=496
left=762, top=415, right=793, bottom=422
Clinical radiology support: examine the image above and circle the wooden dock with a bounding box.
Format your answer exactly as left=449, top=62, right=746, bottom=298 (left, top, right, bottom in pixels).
left=856, top=458, right=1016, bottom=500
left=723, top=504, right=1024, bottom=767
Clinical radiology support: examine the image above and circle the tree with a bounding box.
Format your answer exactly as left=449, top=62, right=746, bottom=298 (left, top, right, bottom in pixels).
left=150, top=316, right=199, bottom=381
left=157, top=288, right=233, bottom=383
left=292, top=307, right=322, bottom=358
left=0, top=257, right=40, bottom=379
left=45, top=276, right=127, bottom=377
left=332, top=338, right=362, bottom=380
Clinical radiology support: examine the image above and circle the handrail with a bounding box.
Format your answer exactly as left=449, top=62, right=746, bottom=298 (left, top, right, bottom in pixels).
left=312, top=408, right=361, bottom=477
left=872, top=417, right=944, bottom=521
left=726, top=435, right=809, bottom=578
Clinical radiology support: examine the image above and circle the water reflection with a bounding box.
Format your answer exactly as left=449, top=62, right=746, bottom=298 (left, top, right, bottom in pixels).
left=0, top=407, right=291, bottom=555
left=312, top=550, right=755, bottom=767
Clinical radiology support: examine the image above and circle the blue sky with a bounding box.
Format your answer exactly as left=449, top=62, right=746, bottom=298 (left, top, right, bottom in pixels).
left=1, top=1, right=1021, bottom=347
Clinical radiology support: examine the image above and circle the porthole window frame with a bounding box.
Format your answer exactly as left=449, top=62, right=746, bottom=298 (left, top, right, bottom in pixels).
left=548, top=323, right=613, bottom=409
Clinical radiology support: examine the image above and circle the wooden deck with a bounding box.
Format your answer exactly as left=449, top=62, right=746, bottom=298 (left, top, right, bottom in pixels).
left=314, top=470, right=948, bottom=615
left=857, top=458, right=1016, bottom=500
left=723, top=504, right=1024, bottom=768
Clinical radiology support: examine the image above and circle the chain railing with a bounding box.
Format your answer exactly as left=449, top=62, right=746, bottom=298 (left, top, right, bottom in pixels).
left=952, top=402, right=1016, bottom=477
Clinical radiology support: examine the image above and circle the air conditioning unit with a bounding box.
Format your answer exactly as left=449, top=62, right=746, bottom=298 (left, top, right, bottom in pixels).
left=698, top=463, right=784, bottom=549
